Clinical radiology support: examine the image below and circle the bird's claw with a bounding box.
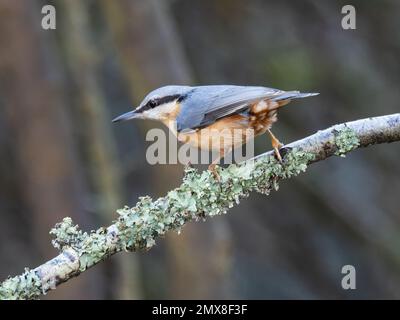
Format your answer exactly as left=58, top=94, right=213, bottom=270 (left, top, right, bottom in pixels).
left=278, top=146, right=292, bottom=160
left=208, top=164, right=221, bottom=182
left=185, top=160, right=193, bottom=169
left=273, top=147, right=283, bottom=163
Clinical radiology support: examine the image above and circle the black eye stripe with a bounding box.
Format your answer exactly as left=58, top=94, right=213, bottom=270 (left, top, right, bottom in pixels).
left=154, top=94, right=182, bottom=106
left=142, top=94, right=182, bottom=111
left=137, top=94, right=187, bottom=113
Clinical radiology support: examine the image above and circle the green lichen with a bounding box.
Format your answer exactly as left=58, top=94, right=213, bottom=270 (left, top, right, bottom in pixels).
left=114, top=148, right=314, bottom=252
left=334, top=127, right=360, bottom=157
left=49, top=218, right=113, bottom=272
left=48, top=149, right=314, bottom=260
left=0, top=268, right=42, bottom=300
left=78, top=227, right=111, bottom=271
left=1, top=148, right=315, bottom=300
left=50, top=217, right=86, bottom=250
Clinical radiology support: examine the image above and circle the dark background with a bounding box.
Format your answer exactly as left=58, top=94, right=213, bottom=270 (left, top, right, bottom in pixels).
left=0, top=0, right=399, bottom=299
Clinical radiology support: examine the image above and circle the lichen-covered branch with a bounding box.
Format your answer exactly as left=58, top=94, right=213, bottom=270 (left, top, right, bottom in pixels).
left=1, top=113, right=399, bottom=300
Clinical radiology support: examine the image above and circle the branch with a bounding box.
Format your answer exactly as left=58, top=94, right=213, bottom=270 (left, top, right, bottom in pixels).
left=1, top=113, right=399, bottom=300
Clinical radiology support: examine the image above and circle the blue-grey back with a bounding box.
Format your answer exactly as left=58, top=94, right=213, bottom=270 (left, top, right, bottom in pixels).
left=176, top=85, right=282, bottom=132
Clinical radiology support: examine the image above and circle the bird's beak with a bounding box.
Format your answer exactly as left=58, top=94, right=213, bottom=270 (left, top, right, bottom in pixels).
left=112, top=110, right=143, bottom=123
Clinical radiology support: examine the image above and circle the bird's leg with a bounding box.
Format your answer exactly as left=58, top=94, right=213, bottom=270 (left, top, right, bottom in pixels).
left=208, top=149, right=224, bottom=181
left=266, top=128, right=284, bottom=163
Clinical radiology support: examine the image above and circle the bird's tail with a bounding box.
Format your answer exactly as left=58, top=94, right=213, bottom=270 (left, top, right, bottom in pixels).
left=269, top=91, right=318, bottom=109
left=274, top=91, right=319, bottom=101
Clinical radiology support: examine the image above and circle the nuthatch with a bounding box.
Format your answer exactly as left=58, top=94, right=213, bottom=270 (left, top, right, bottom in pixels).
left=113, top=85, right=318, bottom=178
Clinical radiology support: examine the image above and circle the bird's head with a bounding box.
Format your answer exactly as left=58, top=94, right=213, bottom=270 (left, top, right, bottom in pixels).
left=112, top=85, right=192, bottom=123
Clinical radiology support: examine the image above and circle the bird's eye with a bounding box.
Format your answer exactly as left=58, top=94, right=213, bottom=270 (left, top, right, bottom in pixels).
left=148, top=100, right=156, bottom=108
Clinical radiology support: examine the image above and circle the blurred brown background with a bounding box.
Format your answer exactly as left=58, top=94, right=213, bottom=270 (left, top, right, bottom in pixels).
left=0, top=0, right=399, bottom=299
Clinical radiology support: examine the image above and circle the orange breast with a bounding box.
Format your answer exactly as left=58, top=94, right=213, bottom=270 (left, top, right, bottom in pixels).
left=177, top=108, right=278, bottom=152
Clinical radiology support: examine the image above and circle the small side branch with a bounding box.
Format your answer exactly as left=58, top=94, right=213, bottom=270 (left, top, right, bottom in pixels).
left=1, top=113, right=399, bottom=300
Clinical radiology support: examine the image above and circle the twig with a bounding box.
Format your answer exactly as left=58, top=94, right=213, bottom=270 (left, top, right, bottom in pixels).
left=1, top=113, right=399, bottom=300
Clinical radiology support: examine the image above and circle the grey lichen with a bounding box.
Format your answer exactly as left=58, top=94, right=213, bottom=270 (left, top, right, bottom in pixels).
left=334, top=127, right=360, bottom=157
left=0, top=268, right=42, bottom=300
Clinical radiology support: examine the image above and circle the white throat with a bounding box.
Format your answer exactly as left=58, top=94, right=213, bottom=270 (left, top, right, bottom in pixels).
left=142, top=100, right=179, bottom=121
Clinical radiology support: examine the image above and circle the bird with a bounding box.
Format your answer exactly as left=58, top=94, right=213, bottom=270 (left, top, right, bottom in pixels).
left=113, top=85, right=318, bottom=179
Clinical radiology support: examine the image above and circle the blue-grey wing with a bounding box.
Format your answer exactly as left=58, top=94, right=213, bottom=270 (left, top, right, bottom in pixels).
left=176, top=85, right=283, bottom=132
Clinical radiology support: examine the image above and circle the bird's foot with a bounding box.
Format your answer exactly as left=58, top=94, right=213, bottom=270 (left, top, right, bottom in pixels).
left=272, top=139, right=284, bottom=163
left=267, top=129, right=285, bottom=163
left=278, top=146, right=292, bottom=159
left=185, top=160, right=193, bottom=169
left=273, top=144, right=294, bottom=163
left=208, top=164, right=221, bottom=182
left=273, top=146, right=283, bottom=163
